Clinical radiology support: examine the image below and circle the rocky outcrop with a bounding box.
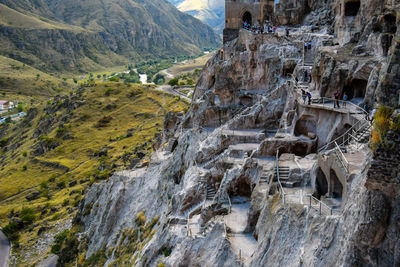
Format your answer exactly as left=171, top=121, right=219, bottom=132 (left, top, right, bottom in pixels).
left=74, top=3, right=400, bottom=266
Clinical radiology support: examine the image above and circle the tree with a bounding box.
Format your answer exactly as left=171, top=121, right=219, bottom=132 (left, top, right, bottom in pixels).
left=5, top=117, right=12, bottom=124
left=153, top=74, right=165, bottom=85
left=97, top=74, right=101, bottom=79
left=168, top=78, right=179, bottom=86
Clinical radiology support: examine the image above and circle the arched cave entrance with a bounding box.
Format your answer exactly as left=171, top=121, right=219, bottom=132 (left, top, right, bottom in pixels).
left=343, top=79, right=367, bottom=100
left=316, top=167, right=328, bottom=198
left=239, top=96, right=253, bottom=106
left=242, top=11, right=252, bottom=25
left=294, top=115, right=317, bottom=137
left=330, top=169, right=343, bottom=199
left=228, top=177, right=252, bottom=198
left=383, top=14, right=397, bottom=34
left=345, top=1, right=360, bottom=17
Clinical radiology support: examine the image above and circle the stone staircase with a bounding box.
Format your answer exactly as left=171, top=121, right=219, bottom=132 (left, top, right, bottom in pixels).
left=206, top=184, right=217, bottom=200
left=274, top=166, right=297, bottom=188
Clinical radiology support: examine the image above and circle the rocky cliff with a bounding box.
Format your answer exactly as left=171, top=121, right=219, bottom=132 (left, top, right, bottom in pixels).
left=71, top=1, right=400, bottom=266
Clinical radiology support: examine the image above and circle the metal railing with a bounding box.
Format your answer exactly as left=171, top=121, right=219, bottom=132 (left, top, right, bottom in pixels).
left=275, top=150, right=286, bottom=203
left=318, top=118, right=369, bottom=152
left=313, top=97, right=369, bottom=116
left=334, top=141, right=349, bottom=173
left=303, top=195, right=335, bottom=216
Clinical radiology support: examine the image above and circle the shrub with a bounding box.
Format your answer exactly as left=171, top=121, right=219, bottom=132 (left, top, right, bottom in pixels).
left=22, top=165, right=27, bottom=171
left=22, top=151, right=28, bottom=157
left=2, top=222, right=20, bottom=241
left=105, top=88, right=112, bottom=96
left=135, top=211, right=146, bottom=226
left=168, top=78, right=179, bottom=86
left=21, top=207, right=36, bottom=224
left=48, top=174, right=57, bottom=182
left=0, top=138, right=7, bottom=147
left=57, top=180, right=66, bottom=189
left=51, top=229, right=70, bottom=254
left=108, top=77, right=120, bottom=82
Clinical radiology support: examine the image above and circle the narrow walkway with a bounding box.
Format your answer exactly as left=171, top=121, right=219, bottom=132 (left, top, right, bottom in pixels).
left=0, top=230, right=10, bottom=267
left=225, top=198, right=257, bottom=266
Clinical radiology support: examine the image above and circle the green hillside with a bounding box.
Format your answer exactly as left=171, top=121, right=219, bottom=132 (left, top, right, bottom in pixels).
left=0, top=0, right=221, bottom=73
left=0, top=82, right=189, bottom=265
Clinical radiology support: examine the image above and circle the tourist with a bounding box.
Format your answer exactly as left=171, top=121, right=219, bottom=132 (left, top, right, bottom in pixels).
left=308, top=40, right=312, bottom=50
left=311, top=25, right=315, bottom=33
left=363, top=103, right=370, bottom=120
left=334, top=91, right=341, bottom=108
left=302, top=89, right=306, bottom=104
left=295, top=76, right=299, bottom=86
left=303, top=70, right=308, bottom=82
left=343, top=92, right=348, bottom=107
left=286, top=28, right=290, bottom=37
left=304, top=41, right=308, bottom=51
left=273, top=26, right=277, bottom=34
left=307, top=92, right=312, bottom=105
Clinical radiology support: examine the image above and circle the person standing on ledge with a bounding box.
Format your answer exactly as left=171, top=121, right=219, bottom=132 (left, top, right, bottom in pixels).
left=307, top=92, right=312, bottom=105
left=334, top=91, right=341, bottom=108
left=343, top=92, right=348, bottom=107
left=286, top=28, right=289, bottom=37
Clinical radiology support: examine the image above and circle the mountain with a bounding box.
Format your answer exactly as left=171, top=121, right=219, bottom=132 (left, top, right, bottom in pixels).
left=168, top=0, right=225, bottom=33
left=0, top=0, right=221, bottom=73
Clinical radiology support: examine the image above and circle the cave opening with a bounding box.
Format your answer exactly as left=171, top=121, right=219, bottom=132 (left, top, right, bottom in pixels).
left=383, top=14, right=397, bottom=34
left=342, top=79, right=368, bottom=100
left=316, top=167, right=328, bottom=198
left=228, top=177, right=252, bottom=198
left=242, top=11, right=252, bottom=25
left=294, top=115, right=316, bottom=137
left=330, top=169, right=343, bottom=199
left=345, top=1, right=360, bottom=17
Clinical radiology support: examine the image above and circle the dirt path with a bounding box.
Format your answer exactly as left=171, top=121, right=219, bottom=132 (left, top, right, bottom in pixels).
left=225, top=198, right=257, bottom=266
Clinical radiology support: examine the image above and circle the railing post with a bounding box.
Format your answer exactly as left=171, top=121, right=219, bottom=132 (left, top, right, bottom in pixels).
left=319, top=202, right=322, bottom=215
left=309, top=196, right=311, bottom=207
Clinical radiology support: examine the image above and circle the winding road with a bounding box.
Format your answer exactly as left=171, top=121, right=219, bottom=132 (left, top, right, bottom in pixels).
left=0, top=230, right=10, bottom=267
left=156, top=85, right=192, bottom=103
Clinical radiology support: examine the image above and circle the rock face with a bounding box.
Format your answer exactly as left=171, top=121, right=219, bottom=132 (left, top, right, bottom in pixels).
left=75, top=2, right=400, bottom=267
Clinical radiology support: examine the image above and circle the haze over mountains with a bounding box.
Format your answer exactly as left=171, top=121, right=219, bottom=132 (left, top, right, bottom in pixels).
left=168, top=0, right=225, bottom=33
left=0, top=0, right=221, bottom=73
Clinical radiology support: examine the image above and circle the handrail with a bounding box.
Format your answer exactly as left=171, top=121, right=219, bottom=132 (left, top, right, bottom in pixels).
left=334, top=141, right=349, bottom=173
left=316, top=97, right=369, bottom=116
left=304, top=194, right=334, bottom=216
left=318, top=118, right=368, bottom=152
left=275, top=150, right=286, bottom=203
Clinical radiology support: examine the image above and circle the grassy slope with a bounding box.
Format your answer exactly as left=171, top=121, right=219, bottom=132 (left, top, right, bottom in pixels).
left=0, top=82, right=188, bottom=265
left=0, top=55, right=73, bottom=98
left=0, top=4, right=83, bottom=31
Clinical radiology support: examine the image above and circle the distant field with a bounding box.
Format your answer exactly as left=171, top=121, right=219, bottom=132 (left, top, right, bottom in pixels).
left=160, top=52, right=215, bottom=78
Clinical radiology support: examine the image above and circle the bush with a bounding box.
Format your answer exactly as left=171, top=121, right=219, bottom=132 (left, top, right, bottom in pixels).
left=48, top=174, right=57, bottom=182
left=2, top=222, right=20, bottom=241
left=168, top=78, right=179, bottom=86
left=57, top=181, right=66, bottom=189
left=0, top=138, right=8, bottom=147
left=153, top=74, right=165, bottom=85
left=108, top=77, right=120, bottom=82
left=21, top=207, right=36, bottom=224
left=22, top=165, right=27, bottom=171
left=105, top=88, right=112, bottom=96
left=22, top=151, right=28, bottom=157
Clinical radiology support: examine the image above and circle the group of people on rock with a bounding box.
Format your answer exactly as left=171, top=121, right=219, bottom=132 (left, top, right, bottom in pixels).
left=243, top=22, right=290, bottom=36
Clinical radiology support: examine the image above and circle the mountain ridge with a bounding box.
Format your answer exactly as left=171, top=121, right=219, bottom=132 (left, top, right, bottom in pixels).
left=0, top=0, right=221, bottom=73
